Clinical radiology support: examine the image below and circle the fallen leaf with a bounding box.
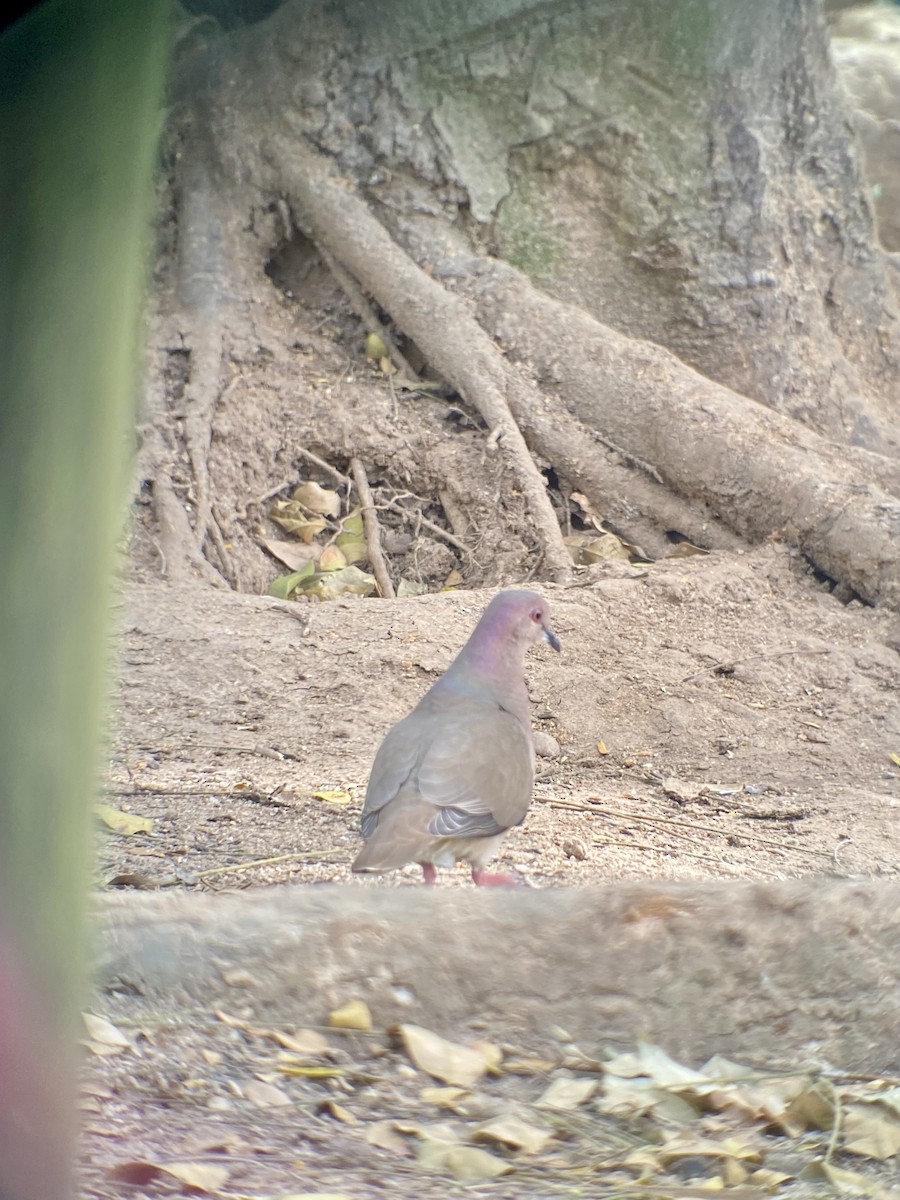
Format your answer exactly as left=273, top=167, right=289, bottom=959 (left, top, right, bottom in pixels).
left=843, top=1102, right=900, bottom=1159
left=442, top=569, right=463, bottom=589
left=275, top=1194, right=355, bottom=1200
left=270, top=501, right=329, bottom=542
left=890, top=752, right=900, bottom=767
left=303, top=564, right=377, bottom=600
left=292, top=481, right=341, bottom=517
left=93, top=804, right=153, bottom=836
left=474, top=1113, right=553, bottom=1154
left=666, top=540, right=709, bottom=558
left=318, top=1098, right=357, bottom=1124
left=318, top=544, right=347, bottom=572
left=267, top=562, right=315, bottom=599
left=397, top=578, right=428, bottom=598
left=801, top=1158, right=892, bottom=1196
left=244, top=1079, right=292, bottom=1107
left=596, top=740, right=608, bottom=755
left=277, top=1063, right=343, bottom=1079
left=82, top=1013, right=131, bottom=1048
left=565, top=530, right=631, bottom=565
left=365, top=1119, right=411, bottom=1155
left=328, top=999, right=372, bottom=1032
left=260, top=537, right=320, bottom=571
left=537, top=1075, right=596, bottom=1110
left=420, top=1086, right=472, bottom=1109
left=396, top=1024, right=493, bottom=1088
left=417, top=1142, right=513, bottom=1181
left=161, top=1161, right=230, bottom=1193
left=312, top=789, right=352, bottom=805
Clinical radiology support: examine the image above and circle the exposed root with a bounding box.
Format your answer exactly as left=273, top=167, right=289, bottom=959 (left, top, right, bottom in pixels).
left=350, top=456, right=396, bottom=598
left=276, top=138, right=573, bottom=583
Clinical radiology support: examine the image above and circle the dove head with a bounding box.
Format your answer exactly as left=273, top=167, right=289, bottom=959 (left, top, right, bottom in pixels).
left=445, top=589, right=560, bottom=706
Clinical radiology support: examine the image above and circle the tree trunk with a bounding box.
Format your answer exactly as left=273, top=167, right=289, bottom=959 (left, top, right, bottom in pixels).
left=141, top=0, right=899, bottom=606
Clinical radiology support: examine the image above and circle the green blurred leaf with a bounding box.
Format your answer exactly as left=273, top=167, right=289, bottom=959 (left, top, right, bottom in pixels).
left=267, top=562, right=315, bottom=599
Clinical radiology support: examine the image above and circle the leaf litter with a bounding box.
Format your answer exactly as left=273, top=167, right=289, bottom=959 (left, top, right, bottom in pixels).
left=84, top=998, right=900, bottom=1198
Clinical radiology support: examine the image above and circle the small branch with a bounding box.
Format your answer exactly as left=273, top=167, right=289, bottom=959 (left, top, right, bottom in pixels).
left=681, top=647, right=832, bottom=683
left=385, top=498, right=469, bottom=553
left=534, top=794, right=833, bottom=860
left=350, top=456, right=396, bottom=598
left=196, top=848, right=345, bottom=881
left=295, top=445, right=347, bottom=484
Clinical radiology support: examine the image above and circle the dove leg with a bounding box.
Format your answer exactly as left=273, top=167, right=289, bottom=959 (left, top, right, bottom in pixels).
left=421, top=862, right=437, bottom=885
left=471, top=867, right=528, bottom=888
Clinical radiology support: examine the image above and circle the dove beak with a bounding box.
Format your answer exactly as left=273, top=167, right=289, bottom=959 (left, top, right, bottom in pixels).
left=543, top=625, right=561, bottom=653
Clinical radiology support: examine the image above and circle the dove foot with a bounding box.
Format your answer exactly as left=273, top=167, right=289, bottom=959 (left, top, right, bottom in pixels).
left=471, top=867, right=529, bottom=888
left=421, top=863, right=437, bottom=885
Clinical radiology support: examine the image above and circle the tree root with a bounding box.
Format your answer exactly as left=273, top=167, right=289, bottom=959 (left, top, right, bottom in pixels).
left=418, top=243, right=900, bottom=607
left=350, top=456, right=396, bottom=598
left=275, top=138, right=573, bottom=583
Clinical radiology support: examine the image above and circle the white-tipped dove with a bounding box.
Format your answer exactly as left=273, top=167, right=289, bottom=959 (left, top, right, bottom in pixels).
left=352, top=589, right=560, bottom=886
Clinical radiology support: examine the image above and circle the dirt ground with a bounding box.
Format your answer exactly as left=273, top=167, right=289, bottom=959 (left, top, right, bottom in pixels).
left=79, top=541, right=900, bottom=1199
left=102, top=544, right=900, bottom=893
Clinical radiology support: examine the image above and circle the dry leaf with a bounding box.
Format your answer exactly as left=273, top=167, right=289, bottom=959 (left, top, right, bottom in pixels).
left=396, top=1024, right=493, bottom=1088
left=312, top=789, right=352, bottom=805
left=93, top=804, right=153, bottom=836
left=890, top=752, right=900, bottom=767
left=244, top=1079, right=292, bottom=1108
left=318, top=1098, right=357, bottom=1124
left=275, top=1194, right=355, bottom=1200
left=565, top=530, right=631, bottom=565
left=417, top=1142, right=513, bottom=1181
left=397, top=578, right=428, bottom=598
left=365, top=1119, right=411, bottom=1155
left=474, top=1114, right=553, bottom=1154
left=82, top=1013, right=131, bottom=1048
left=303, top=564, right=377, bottom=600
left=292, top=481, right=341, bottom=517
left=843, top=1102, right=900, bottom=1159
left=277, top=1063, right=342, bottom=1079
left=801, top=1158, right=892, bottom=1196
left=328, top=999, right=372, bottom=1032
left=260, top=537, right=319, bottom=571
left=270, top=501, right=329, bottom=543
left=161, top=1161, right=230, bottom=1193
left=420, top=1086, right=472, bottom=1109
left=442, top=569, right=463, bottom=589
left=216, top=1011, right=331, bottom=1056
left=537, top=1075, right=596, bottom=1110
left=666, top=539, right=709, bottom=558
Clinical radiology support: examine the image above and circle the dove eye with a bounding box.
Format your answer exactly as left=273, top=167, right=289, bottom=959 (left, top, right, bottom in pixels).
left=530, top=609, right=542, bottom=624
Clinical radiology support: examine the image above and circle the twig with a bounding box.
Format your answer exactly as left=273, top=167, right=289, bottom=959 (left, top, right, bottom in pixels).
left=534, top=794, right=832, bottom=860
left=821, top=1078, right=842, bottom=1167
left=350, top=456, right=396, bottom=598
left=195, top=849, right=345, bottom=880
left=295, top=445, right=346, bottom=484
left=682, top=647, right=832, bottom=683
left=385, top=498, right=469, bottom=553
left=591, top=835, right=734, bottom=867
